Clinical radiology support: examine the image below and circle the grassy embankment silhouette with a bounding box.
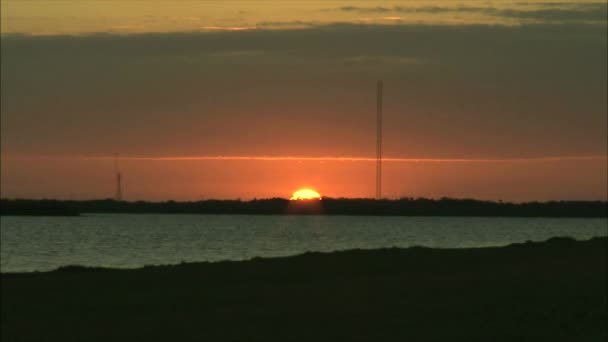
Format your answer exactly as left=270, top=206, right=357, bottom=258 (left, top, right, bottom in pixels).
left=1, top=237, right=606, bottom=341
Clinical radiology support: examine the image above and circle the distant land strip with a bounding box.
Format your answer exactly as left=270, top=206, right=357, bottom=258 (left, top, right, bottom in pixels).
left=2, top=154, right=607, bottom=163
left=1, top=198, right=606, bottom=217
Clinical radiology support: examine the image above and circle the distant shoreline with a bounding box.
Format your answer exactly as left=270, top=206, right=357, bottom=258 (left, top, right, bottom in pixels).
left=2, top=198, right=607, bottom=217
left=2, top=237, right=606, bottom=341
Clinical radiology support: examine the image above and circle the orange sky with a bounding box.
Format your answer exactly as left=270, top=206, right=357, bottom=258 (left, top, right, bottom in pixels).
left=1, top=155, right=606, bottom=201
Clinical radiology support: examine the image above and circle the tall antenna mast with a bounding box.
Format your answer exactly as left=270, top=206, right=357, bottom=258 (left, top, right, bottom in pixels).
left=114, top=153, right=123, bottom=201
left=376, top=80, right=383, bottom=199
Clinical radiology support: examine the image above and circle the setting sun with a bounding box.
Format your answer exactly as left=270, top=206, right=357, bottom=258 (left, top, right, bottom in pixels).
left=290, top=188, right=321, bottom=200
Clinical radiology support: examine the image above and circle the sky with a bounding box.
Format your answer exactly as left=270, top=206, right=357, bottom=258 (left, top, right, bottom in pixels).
left=1, top=0, right=606, bottom=201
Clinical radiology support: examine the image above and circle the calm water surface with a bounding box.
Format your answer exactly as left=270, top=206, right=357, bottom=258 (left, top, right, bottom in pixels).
left=1, top=214, right=606, bottom=272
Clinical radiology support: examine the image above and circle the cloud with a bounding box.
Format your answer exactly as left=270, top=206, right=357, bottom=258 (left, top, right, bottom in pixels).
left=339, top=6, right=393, bottom=13
left=1, top=23, right=605, bottom=160
left=255, top=20, right=319, bottom=30
left=336, top=2, right=608, bottom=24
left=207, top=49, right=267, bottom=57
left=341, top=55, right=427, bottom=65
left=338, top=5, right=479, bottom=14
left=496, top=5, right=608, bottom=22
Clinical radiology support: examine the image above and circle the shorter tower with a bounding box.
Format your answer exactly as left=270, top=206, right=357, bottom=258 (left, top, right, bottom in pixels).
left=115, top=153, right=123, bottom=201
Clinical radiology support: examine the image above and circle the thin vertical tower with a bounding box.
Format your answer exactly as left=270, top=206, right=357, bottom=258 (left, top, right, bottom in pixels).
left=114, top=153, right=123, bottom=201
left=376, top=80, right=383, bottom=199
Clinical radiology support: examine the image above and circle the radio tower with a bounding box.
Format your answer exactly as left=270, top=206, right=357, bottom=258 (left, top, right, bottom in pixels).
left=376, top=80, right=383, bottom=200
left=114, top=153, right=123, bottom=201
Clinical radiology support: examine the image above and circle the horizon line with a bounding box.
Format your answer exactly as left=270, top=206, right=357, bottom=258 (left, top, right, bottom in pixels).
left=1, top=154, right=607, bottom=163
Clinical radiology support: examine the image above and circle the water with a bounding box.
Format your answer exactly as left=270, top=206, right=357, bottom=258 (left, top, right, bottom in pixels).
left=1, top=214, right=606, bottom=273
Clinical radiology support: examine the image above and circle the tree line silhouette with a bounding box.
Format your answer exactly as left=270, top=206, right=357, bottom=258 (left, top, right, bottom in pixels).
left=1, top=198, right=606, bottom=217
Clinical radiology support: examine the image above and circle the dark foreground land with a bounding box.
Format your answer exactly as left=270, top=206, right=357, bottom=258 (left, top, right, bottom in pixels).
left=1, top=237, right=606, bottom=342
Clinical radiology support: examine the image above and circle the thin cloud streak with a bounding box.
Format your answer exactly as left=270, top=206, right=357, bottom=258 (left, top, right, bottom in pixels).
left=200, top=26, right=256, bottom=31
left=3, top=155, right=606, bottom=163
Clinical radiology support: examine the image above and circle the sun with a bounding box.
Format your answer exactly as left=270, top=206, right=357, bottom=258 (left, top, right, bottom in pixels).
left=290, top=188, right=322, bottom=200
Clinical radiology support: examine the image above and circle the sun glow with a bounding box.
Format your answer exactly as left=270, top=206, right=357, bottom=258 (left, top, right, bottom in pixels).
left=290, top=188, right=321, bottom=200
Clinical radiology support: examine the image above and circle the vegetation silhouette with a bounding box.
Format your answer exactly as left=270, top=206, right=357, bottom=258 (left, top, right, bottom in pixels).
left=1, top=237, right=605, bottom=341
left=1, top=198, right=606, bottom=217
